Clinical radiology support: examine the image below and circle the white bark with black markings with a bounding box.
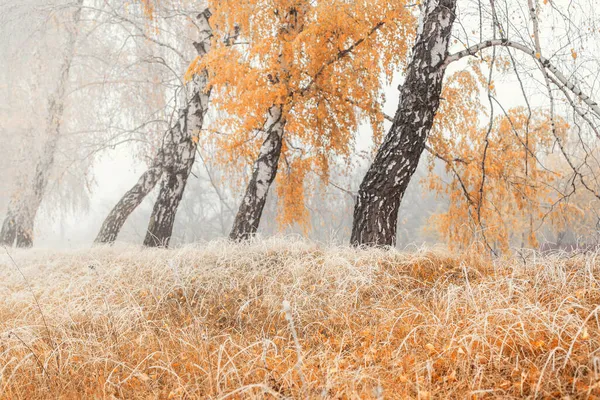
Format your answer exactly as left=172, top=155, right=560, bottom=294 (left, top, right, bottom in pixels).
left=229, top=105, right=285, bottom=241
left=142, top=10, right=213, bottom=248
left=94, top=147, right=172, bottom=244
left=351, top=0, right=457, bottom=247
left=95, top=9, right=213, bottom=246
left=142, top=79, right=210, bottom=246
left=0, top=0, right=83, bottom=248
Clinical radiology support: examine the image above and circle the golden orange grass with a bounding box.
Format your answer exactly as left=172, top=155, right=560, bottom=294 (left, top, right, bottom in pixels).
left=1, top=239, right=599, bottom=399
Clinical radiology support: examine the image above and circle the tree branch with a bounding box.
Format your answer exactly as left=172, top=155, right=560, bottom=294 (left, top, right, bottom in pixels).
left=444, top=39, right=600, bottom=118
left=444, top=39, right=600, bottom=119
left=299, top=22, right=385, bottom=96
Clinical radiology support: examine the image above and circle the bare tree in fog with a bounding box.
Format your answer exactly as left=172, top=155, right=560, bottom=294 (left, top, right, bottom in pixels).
left=95, top=8, right=213, bottom=247
left=0, top=0, right=83, bottom=247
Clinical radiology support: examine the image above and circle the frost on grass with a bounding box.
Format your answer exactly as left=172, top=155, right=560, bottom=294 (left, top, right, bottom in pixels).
left=1, top=239, right=600, bottom=398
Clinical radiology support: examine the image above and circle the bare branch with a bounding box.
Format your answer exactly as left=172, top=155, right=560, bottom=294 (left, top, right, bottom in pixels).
left=444, top=39, right=600, bottom=119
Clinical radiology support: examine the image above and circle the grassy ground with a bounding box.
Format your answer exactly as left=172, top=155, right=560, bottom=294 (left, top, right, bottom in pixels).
left=1, top=239, right=600, bottom=399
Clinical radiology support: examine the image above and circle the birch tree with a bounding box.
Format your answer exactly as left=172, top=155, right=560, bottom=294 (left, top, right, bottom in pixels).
left=195, top=0, right=414, bottom=241
left=142, top=19, right=213, bottom=247
left=95, top=9, right=213, bottom=247
left=229, top=105, right=285, bottom=240
left=0, top=0, right=83, bottom=247
left=351, top=0, right=600, bottom=247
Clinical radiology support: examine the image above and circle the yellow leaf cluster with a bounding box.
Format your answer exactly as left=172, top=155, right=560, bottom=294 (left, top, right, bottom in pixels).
left=427, top=68, right=571, bottom=252
left=199, top=0, right=415, bottom=229
left=275, top=156, right=312, bottom=233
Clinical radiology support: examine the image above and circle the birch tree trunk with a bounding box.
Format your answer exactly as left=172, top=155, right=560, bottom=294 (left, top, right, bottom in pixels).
left=0, top=0, right=84, bottom=248
left=351, top=0, right=457, bottom=247
left=229, top=106, right=285, bottom=241
left=142, top=11, right=213, bottom=248
left=94, top=155, right=165, bottom=244
left=142, top=101, right=202, bottom=247
left=95, top=9, right=212, bottom=246
left=0, top=204, right=18, bottom=246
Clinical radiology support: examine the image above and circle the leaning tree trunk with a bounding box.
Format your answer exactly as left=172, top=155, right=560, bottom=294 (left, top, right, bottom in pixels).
left=142, top=109, right=200, bottom=247
left=142, top=162, right=194, bottom=248
left=0, top=0, right=84, bottom=248
left=95, top=9, right=213, bottom=246
left=0, top=203, right=18, bottom=246
left=142, top=10, right=213, bottom=248
left=229, top=106, right=285, bottom=241
left=94, top=158, right=165, bottom=243
left=351, top=0, right=457, bottom=247
left=15, top=140, right=64, bottom=248
left=0, top=172, right=29, bottom=246
left=95, top=104, right=191, bottom=244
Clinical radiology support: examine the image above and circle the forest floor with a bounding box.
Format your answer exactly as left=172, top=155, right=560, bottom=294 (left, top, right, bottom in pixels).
left=1, top=239, right=600, bottom=399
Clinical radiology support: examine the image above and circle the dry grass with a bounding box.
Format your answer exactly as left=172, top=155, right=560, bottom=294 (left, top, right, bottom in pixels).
left=1, top=239, right=600, bottom=399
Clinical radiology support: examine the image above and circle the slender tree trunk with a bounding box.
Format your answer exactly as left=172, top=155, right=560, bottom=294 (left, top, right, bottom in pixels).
left=229, top=6, right=303, bottom=241
left=229, top=106, right=285, bottom=241
left=351, top=0, right=457, bottom=247
left=142, top=10, right=213, bottom=247
left=16, top=107, right=71, bottom=248
left=0, top=205, right=18, bottom=246
left=142, top=166, right=192, bottom=247
left=94, top=164, right=163, bottom=243
left=94, top=89, right=189, bottom=244
left=142, top=112, right=199, bottom=247
left=0, top=0, right=84, bottom=248
left=0, top=174, right=28, bottom=246
left=94, top=9, right=213, bottom=246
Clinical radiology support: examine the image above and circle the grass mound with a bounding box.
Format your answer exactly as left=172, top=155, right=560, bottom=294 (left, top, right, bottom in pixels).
left=1, top=239, right=599, bottom=398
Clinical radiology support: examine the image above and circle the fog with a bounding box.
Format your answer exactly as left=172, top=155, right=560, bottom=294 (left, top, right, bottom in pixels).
left=1, top=0, right=599, bottom=250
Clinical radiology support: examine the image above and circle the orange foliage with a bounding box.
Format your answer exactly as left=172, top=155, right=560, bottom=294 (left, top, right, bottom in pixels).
left=427, top=67, right=571, bottom=252
left=275, top=156, right=312, bottom=232
left=190, top=0, right=415, bottom=230
left=138, top=0, right=156, bottom=19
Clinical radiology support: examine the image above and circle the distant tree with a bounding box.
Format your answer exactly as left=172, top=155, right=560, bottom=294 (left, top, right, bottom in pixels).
left=0, top=0, right=83, bottom=247
left=0, top=0, right=187, bottom=247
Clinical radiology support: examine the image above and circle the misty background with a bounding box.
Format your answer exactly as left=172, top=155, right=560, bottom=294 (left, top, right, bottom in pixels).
left=1, top=0, right=597, bottom=249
